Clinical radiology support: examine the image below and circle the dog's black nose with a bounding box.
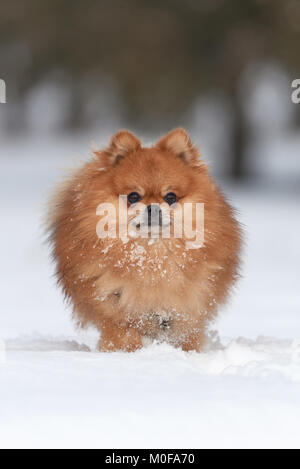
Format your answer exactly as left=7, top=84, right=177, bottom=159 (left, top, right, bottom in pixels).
left=147, top=204, right=162, bottom=227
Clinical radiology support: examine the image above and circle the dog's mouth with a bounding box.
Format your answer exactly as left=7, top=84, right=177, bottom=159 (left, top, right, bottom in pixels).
left=132, top=216, right=172, bottom=232
left=132, top=223, right=172, bottom=239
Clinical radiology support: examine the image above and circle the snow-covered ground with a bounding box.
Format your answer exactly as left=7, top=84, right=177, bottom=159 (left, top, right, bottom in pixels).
left=0, top=134, right=299, bottom=449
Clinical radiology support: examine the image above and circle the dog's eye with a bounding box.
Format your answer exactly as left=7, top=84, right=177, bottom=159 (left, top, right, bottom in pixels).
left=128, top=192, right=142, bottom=204
left=164, top=192, right=178, bottom=206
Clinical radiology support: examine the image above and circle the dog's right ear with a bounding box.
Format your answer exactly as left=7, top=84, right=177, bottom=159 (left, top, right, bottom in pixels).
left=94, top=131, right=141, bottom=167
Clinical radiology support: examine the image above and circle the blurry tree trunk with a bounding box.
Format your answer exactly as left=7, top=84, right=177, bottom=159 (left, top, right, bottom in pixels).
left=68, top=83, right=85, bottom=129
left=230, top=91, right=249, bottom=180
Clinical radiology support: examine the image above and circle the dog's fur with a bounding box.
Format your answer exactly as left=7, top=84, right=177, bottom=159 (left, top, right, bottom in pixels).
left=48, top=129, right=242, bottom=352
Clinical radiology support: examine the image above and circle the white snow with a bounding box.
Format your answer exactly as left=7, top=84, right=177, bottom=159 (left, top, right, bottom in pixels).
left=1, top=337, right=300, bottom=449
left=0, top=134, right=299, bottom=449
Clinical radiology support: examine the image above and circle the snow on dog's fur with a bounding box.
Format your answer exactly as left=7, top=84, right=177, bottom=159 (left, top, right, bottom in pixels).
left=48, top=129, right=242, bottom=352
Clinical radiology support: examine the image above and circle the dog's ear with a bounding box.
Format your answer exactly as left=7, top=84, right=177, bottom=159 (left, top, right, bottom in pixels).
left=109, top=131, right=141, bottom=164
left=156, top=128, right=199, bottom=164
left=94, top=130, right=141, bottom=166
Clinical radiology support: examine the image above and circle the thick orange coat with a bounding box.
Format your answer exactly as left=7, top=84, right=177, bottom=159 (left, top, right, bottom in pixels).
left=48, top=129, right=242, bottom=352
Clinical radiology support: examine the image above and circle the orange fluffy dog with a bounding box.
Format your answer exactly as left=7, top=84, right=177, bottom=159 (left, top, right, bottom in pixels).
left=48, top=129, right=242, bottom=352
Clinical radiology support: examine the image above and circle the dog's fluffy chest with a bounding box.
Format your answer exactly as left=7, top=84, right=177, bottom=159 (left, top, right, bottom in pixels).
left=92, top=240, right=206, bottom=318
left=113, top=240, right=193, bottom=284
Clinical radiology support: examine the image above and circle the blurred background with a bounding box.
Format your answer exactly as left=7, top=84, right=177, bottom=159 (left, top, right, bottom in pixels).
left=0, top=0, right=299, bottom=342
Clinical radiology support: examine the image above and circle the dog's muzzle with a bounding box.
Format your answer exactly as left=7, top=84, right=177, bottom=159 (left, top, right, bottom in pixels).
left=147, top=204, right=163, bottom=227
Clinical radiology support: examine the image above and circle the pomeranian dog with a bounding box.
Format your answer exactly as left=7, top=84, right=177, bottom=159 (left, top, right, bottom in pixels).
left=48, top=129, right=242, bottom=352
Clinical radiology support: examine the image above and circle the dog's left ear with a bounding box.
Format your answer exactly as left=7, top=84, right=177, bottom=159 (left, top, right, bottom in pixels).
left=156, top=128, right=199, bottom=164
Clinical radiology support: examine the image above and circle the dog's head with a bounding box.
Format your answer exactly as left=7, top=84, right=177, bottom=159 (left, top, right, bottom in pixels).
left=93, top=129, right=213, bottom=246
